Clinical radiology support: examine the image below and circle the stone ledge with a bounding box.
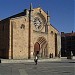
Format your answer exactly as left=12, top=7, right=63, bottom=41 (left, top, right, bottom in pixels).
left=1, top=58, right=61, bottom=63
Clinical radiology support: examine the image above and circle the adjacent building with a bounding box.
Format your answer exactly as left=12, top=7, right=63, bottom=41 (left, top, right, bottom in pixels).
left=0, top=4, right=61, bottom=59
left=61, top=31, right=75, bottom=57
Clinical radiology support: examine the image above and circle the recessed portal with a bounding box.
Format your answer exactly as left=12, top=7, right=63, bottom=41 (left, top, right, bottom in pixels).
left=34, top=37, right=48, bottom=58
left=34, top=42, right=40, bottom=56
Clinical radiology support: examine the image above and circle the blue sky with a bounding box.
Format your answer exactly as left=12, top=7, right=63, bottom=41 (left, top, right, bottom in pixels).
left=0, top=0, right=74, bottom=33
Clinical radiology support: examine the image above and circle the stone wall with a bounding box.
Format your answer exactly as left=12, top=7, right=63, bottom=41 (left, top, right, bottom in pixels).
left=10, top=16, right=29, bottom=59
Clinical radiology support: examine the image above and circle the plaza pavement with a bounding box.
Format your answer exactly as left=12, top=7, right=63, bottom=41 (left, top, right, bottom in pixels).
left=0, top=59, right=75, bottom=75
left=0, top=57, right=75, bottom=75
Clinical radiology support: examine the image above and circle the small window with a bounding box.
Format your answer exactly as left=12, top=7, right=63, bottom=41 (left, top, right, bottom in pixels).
left=20, top=24, right=25, bottom=29
left=51, top=31, right=53, bottom=34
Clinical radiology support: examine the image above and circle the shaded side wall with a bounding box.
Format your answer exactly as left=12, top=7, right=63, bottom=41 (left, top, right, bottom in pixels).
left=57, top=33, right=61, bottom=57
left=0, top=19, right=10, bottom=59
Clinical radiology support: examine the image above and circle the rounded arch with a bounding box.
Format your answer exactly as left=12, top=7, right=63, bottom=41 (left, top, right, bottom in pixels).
left=34, top=11, right=46, bottom=22
left=37, top=13, right=46, bottom=23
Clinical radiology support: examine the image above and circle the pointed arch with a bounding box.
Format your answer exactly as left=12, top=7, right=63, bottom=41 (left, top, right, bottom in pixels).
left=34, top=37, right=48, bottom=58
left=34, top=42, right=40, bottom=56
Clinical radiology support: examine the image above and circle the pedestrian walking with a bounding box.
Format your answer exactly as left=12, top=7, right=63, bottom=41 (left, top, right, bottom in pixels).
left=34, top=56, right=38, bottom=65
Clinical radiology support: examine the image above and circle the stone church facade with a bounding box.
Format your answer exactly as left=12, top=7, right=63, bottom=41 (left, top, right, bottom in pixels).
left=0, top=4, right=61, bottom=59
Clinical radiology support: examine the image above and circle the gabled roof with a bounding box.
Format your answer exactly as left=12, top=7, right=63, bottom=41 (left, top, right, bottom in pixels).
left=65, top=33, right=75, bottom=36
left=61, top=32, right=75, bottom=37
left=50, top=24, right=59, bottom=32
left=0, top=7, right=59, bottom=33
left=1, top=10, right=27, bottom=21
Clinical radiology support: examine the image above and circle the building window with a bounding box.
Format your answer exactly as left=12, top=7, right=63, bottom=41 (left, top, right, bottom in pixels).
left=51, top=31, right=53, bottom=34
left=20, top=24, right=25, bottom=29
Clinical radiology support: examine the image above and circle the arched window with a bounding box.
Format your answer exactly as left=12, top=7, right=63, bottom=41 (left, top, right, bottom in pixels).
left=20, top=24, right=25, bottom=29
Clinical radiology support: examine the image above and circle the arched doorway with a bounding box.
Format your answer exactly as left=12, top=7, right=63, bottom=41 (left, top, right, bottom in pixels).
left=34, top=37, right=48, bottom=58
left=34, top=42, right=40, bottom=56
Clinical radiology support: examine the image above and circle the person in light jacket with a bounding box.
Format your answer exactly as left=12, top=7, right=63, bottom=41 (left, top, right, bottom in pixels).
left=34, top=55, right=38, bottom=65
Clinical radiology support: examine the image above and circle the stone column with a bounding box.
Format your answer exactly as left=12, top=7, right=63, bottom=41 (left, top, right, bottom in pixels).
left=9, top=20, right=12, bottom=59
left=28, top=3, right=33, bottom=59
